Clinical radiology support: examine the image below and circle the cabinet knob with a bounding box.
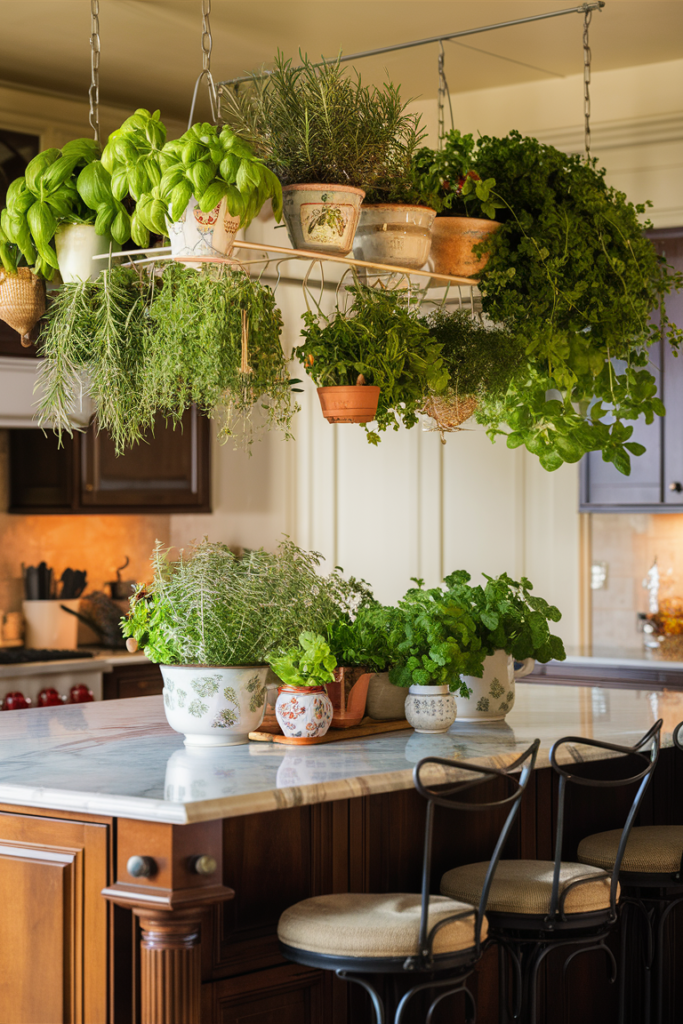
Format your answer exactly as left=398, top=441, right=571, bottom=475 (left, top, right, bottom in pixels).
left=127, top=855, right=157, bottom=878
left=670, top=482, right=682, bottom=493
left=84, top=483, right=94, bottom=492
left=190, top=854, right=217, bottom=876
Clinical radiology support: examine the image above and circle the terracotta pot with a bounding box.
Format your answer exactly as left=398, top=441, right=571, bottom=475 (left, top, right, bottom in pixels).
left=275, top=684, right=334, bottom=743
left=317, top=385, right=380, bottom=425
left=353, top=204, right=436, bottom=270
left=327, top=668, right=373, bottom=729
left=281, top=184, right=365, bottom=255
left=428, top=216, right=500, bottom=279
left=166, top=196, right=241, bottom=262
left=0, top=267, right=45, bottom=345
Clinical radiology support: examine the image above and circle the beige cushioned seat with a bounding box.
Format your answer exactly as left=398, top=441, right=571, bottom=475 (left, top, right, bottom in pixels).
left=578, top=826, right=683, bottom=874
left=278, top=893, right=484, bottom=958
left=440, top=860, right=614, bottom=916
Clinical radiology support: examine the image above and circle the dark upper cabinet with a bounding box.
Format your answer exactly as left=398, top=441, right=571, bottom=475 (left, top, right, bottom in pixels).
left=580, top=229, right=683, bottom=513
left=9, top=407, right=211, bottom=514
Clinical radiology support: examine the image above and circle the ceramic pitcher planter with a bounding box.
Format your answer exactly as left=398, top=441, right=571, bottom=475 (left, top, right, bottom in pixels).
left=317, top=385, right=380, bottom=424
left=281, top=184, right=365, bottom=255
left=428, top=216, right=500, bottom=279
left=353, top=204, right=436, bottom=270
left=54, top=224, right=111, bottom=282
left=275, top=684, right=334, bottom=743
left=405, top=684, right=456, bottom=734
left=455, top=651, right=535, bottom=723
left=160, top=665, right=269, bottom=746
left=166, top=196, right=241, bottom=261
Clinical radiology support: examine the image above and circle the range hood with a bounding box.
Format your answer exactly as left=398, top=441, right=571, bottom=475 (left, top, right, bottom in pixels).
left=0, top=356, right=92, bottom=429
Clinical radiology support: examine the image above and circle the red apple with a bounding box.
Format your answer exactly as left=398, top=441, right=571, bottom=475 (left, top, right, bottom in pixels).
left=2, top=692, right=31, bottom=710
left=38, top=688, right=65, bottom=707
left=69, top=684, right=94, bottom=703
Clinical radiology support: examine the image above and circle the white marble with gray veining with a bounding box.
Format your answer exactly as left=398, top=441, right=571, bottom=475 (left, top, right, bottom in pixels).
left=0, top=683, right=679, bottom=825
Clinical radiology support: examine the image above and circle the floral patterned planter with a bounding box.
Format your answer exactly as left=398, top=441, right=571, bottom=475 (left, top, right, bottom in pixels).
left=455, top=651, right=535, bottom=722
left=404, top=684, right=456, bottom=734
left=281, top=184, right=365, bottom=255
left=160, top=665, right=269, bottom=746
left=275, top=684, right=334, bottom=743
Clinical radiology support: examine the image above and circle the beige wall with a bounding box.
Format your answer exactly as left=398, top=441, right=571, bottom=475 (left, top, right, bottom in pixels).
left=2, top=59, right=683, bottom=647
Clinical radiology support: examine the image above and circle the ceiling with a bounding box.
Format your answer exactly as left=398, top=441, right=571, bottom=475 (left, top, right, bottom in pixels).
left=1, top=0, right=683, bottom=123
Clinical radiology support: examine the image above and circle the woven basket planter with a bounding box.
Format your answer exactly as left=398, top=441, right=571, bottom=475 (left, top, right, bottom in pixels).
left=0, top=268, right=45, bottom=345
left=421, top=394, right=478, bottom=441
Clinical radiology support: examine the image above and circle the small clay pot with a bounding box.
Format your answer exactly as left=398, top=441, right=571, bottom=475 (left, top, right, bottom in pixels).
left=281, top=184, right=365, bottom=255
left=317, top=385, right=380, bottom=425
left=353, top=204, right=436, bottom=270
left=428, top=216, right=500, bottom=279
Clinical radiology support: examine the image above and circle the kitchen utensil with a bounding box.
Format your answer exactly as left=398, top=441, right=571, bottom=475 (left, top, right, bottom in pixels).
left=106, top=557, right=136, bottom=601
left=58, top=568, right=87, bottom=600
left=61, top=591, right=126, bottom=648
left=24, top=566, right=39, bottom=601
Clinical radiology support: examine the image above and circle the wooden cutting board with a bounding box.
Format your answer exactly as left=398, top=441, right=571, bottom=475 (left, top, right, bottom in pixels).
left=248, top=716, right=411, bottom=745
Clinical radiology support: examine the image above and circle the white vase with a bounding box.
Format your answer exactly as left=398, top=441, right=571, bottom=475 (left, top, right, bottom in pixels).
left=456, top=651, right=535, bottom=722
left=160, top=665, right=269, bottom=746
left=54, top=224, right=111, bottom=282
left=166, top=196, right=241, bottom=262
left=281, top=183, right=365, bottom=255
left=405, top=684, right=456, bottom=734
left=352, top=204, right=436, bottom=270
left=275, top=684, right=334, bottom=742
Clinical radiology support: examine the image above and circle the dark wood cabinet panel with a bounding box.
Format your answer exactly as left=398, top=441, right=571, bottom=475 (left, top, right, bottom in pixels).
left=580, top=228, right=683, bottom=512
left=102, top=662, right=163, bottom=701
left=8, top=407, right=211, bottom=514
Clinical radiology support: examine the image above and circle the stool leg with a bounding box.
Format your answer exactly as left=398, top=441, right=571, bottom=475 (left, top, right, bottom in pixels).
left=498, top=942, right=508, bottom=1024
left=618, top=901, right=629, bottom=1024
left=654, top=896, right=683, bottom=1024
left=336, top=970, right=385, bottom=1024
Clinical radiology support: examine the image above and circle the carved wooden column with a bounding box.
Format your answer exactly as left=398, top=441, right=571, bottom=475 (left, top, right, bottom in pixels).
left=102, top=818, right=233, bottom=1024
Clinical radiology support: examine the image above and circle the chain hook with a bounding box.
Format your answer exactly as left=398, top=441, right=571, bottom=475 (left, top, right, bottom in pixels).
left=89, top=0, right=101, bottom=143
left=583, top=8, right=592, bottom=161
left=436, top=41, right=454, bottom=149
left=188, top=0, right=220, bottom=128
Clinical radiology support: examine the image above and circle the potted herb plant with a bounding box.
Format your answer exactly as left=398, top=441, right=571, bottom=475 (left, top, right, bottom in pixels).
left=267, top=632, right=336, bottom=742
left=352, top=115, right=436, bottom=271
left=224, top=53, right=422, bottom=256
left=328, top=601, right=407, bottom=721
left=387, top=579, right=484, bottom=733
left=419, top=307, right=525, bottom=438
left=121, top=539, right=368, bottom=746
left=469, top=131, right=683, bottom=476
left=37, top=261, right=297, bottom=453
left=412, top=130, right=504, bottom=278
left=440, top=571, right=565, bottom=721
left=1, top=138, right=117, bottom=283
left=0, top=228, right=45, bottom=344
left=294, top=284, right=448, bottom=441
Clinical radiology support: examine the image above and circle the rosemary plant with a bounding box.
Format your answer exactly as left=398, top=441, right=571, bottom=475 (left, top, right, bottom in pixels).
left=122, top=538, right=373, bottom=667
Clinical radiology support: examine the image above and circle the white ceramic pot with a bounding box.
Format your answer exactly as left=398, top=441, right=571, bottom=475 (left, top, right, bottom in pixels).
left=275, top=684, right=334, bottom=742
left=54, top=224, right=111, bottom=282
left=405, top=684, right=456, bottom=734
left=22, top=599, right=81, bottom=649
left=160, top=665, right=269, bottom=746
left=455, top=651, right=535, bottom=722
left=352, top=204, right=436, bottom=270
left=166, top=196, right=241, bottom=261
left=281, top=184, right=365, bottom=255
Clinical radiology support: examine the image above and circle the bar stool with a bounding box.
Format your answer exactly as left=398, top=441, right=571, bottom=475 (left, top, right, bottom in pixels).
left=439, top=721, right=662, bottom=1024
left=577, top=720, right=683, bottom=1024
left=277, top=739, right=540, bottom=1024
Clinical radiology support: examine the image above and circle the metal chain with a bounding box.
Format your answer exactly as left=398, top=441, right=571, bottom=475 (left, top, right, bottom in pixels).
left=583, top=8, right=592, bottom=160
left=436, top=42, right=454, bottom=149
left=188, top=0, right=219, bottom=127
left=201, top=0, right=213, bottom=74
left=89, top=0, right=101, bottom=143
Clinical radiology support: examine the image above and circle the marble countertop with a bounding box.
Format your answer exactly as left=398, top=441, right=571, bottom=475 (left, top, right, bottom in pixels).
left=0, top=681, right=679, bottom=825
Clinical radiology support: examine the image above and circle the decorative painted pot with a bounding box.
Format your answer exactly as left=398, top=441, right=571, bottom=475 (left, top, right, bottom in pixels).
left=353, top=204, right=436, bottom=270
left=275, top=684, right=334, bottom=743
left=160, top=665, right=269, bottom=746
left=455, top=651, right=535, bottom=722
left=54, top=223, right=110, bottom=282
left=0, top=267, right=45, bottom=345
left=428, top=216, right=500, bottom=279
left=405, top=684, right=456, bottom=734
left=166, top=196, right=241, bottom=261
left=317, top=385, right=380, bottom=424
left=281, top=184, right=365, bottom=255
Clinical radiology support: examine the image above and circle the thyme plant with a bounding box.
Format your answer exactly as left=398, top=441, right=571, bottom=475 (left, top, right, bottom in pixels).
left=122, top=538, right=373, bottom=667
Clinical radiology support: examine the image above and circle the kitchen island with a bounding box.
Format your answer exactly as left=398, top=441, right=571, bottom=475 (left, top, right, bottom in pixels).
left=0, top=681, right=681, bottom=1024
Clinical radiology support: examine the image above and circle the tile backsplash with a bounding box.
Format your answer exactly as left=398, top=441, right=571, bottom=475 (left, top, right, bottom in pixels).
left=591, top=513, right=683, bottom=649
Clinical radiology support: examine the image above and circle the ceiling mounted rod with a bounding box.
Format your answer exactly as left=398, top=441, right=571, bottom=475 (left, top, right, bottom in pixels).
left=217, top=1, right=605, bottom=87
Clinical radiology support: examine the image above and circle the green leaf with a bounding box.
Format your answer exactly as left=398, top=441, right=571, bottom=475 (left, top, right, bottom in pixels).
left=111, top=207, right=131, bottom=244
left=77, top=161, right=113, bottom=209
left=61, top=137, right=101, bottom=164
left=26, top=200, right=57, bottom=249
left=169, top=180, right=194, bottom=222
left=24, top=149, right=61, bottom=193
left=198, top=180, right=229, bottom=213
left=130, top=210, right=150, bottom=248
